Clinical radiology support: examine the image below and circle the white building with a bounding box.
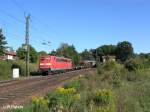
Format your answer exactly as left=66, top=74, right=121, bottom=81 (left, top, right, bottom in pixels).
left=4, top=47, right=16, bottom=60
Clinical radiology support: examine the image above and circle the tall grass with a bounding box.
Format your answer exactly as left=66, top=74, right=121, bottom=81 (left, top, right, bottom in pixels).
left=11, top=60, right=150, bottom=112
left=0, top=60, right=13, bottom=80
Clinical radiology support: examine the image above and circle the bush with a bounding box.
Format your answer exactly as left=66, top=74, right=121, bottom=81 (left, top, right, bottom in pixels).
left=47, top=87, right=80, bottom=112
left=13, top=60, right=38, bottom=77
left=125, top=58, right=139, bottom=71
left=0, top=60, right=13, bottom=80
left=126, top=71, right=138, bottom=81
left=63, top=80, right=81, bottom=90
left=93, top=89, right=114, bottom=105
left=125, top=57, right=150, bottom=71
left=11, top=63, right=20, bottom=69
left=97, top=61, right=115, bottom=75
left=97, top=61, right=127, bottom=87
left=31, top=96, right=49, bottom=112
left=10, top=97, right=49, bottom=112
left=92, top=89, right=116, bottom=112
left=0, top=60, right=38, bottom=80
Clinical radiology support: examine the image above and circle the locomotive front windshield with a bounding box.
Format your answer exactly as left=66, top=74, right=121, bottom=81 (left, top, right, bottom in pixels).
left=40, top=57, right=51, bottom=63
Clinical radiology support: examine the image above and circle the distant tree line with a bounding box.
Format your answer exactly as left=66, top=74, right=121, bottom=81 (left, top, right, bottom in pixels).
left=49, top=43, right=80, bottom=65
left=93, top=41, right=134, bottom=62
left=79, top=41, right=134, bottom=63
left=0, top=27, right=148, bottom=65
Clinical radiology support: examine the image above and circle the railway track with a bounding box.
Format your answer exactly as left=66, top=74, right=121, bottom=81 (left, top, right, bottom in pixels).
left=0, top=68, right=94, bottom=111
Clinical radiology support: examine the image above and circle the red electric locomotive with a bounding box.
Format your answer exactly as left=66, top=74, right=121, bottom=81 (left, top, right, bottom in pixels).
left=39, top=56, right=72, bottom=75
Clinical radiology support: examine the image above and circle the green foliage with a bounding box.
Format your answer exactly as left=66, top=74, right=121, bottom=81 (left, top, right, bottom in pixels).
left=92, top=45, right=117, bottom=62
left=38, top=51, right=47, bottom=56
left=93, top=89, right=114, bottom=105
left=10, top=97, right=49, bottom=112
left=16, top=47, right=26, bottom=60
left=80, top=49, right=95, bottom=60
left=97, top=61, right=127, bottom=87
left=17, top=45, right=38, bottom=63
left=91, top=89, right=116, bottom=112
left=125, top=58, right=139, bottom=71
left=50, top=43, right=80, bottom=65
left=97, top=61, right=126, bottom=77
left=64, top=80, right=81, bottom=90
left=126, top=71, right=138, bottom=81
left=0, top=29, right=7, bottom=55
left=30, top=46, right=38, bottom=63
left=0, top=60, right=13, bottom=80
left=116, top=41, right=134, bottom=62
left=97, top=45, right=117, bottom=56
left=47, top=87, right=80, bottom=112
left=31, top=96, right=49, bottom=112
left=0, top=60, right=38, bottom=80
left=11, top=54, right=150, bottom=112
left=49, top=50, right=57, bottom=56
left=93, top=41, right=134, bottom=62
left=125, top=56, right=150, bottom=71
left=11, top=63, right=20, bottom=69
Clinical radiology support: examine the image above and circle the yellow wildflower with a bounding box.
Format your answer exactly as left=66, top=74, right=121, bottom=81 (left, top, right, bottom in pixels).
left=73, top=94, right=80, bottom=101
left=57, top=87, right=76, bottom=94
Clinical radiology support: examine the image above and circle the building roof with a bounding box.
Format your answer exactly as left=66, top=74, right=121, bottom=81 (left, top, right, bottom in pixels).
left=4, top=51, right=16, bottom=56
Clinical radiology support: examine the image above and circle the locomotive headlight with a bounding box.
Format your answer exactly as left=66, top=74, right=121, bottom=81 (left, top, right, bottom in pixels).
left=46, top=63, right=51, bottom=65
left=40, top=63, right=44, bottom=65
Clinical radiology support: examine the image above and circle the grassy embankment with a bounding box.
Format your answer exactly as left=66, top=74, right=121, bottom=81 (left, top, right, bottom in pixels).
left=11, top=59, right=150, bottom=112
left=0, top=60, right=38, bottom=81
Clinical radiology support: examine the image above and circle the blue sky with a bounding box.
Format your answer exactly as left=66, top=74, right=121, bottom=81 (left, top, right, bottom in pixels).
left=0, top=0, right=150, bottom=53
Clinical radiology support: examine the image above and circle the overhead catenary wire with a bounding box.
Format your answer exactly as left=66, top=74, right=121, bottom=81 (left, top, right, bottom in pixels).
left=0, top=9, right=24, bottom=24
left=9, top=0, right=63, bottom=45
left=0, top=9, right=51, bottom=46
left=0, top=0, right=58, bottom=53
left=9, top=0, right=26, bottom=13
left=31, top=15, right=61, bottom=37
left=0, top=18, right=21, bottom=42
left=9, top=0, right=52, bottom=41
left=8, top=0, right=54, bottom=38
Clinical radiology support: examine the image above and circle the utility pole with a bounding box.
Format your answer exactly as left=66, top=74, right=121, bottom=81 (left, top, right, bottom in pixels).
left=25, top=14, right=30, bottom=77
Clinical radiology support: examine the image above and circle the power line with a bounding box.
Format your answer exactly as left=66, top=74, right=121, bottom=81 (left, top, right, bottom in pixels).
left=0, top=9, right=24, bottom=24
left=0, top=10, right=47, bottom=52
left=30, top=23, right=52, bottom=40
left=9, top=0, right=52, bottom=38
left=9, top=0, right=59, bottom=40
left=0, top=1, right=57, bottom=52
left=31, top=15, right=61, bottom=36
left=10, top=0, right=26, bottom=13
left=0, top=8, right=50, bottom=45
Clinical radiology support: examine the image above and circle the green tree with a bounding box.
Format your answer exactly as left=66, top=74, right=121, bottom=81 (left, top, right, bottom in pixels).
left=16, top=47, right=26, bottom=60
left=93, top=45, right=117, bottom=62
left=100, top=45, right=117, bottom=55
left=116, top=41, right=134, bottom=62
left=49, top=50, right=57, bottom=56
left=17, top=45, right=38, bottom=63
left=38, top=51, right=47, bottom=56
left=0, top=29, right=7, bottom=55
left=80, top=49, right=95, bottom=60
left=53, top=43, right=80, bottom=65
left=30, top=46, right=38, bottom=63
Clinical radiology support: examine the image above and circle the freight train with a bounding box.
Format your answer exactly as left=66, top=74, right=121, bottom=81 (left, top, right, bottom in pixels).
left=39, top=55, right=96, bottom=75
